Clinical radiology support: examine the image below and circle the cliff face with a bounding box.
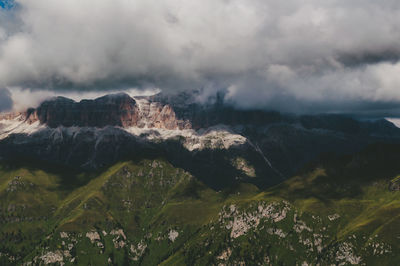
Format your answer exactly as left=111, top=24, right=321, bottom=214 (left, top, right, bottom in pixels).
left=20, top=93, right=190, bottom=130
left=9, top=91, right=397, bottom=135
left=134, top=98, right=191, bottom=130
left=25, top=93, right=140, bottom=128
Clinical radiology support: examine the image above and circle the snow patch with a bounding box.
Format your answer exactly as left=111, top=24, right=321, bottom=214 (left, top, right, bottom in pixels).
left=0, top=115, right=45, bottom=140
left=385, top=118, right=400, bottom=128
left=124, top=124, right=247, bottom=151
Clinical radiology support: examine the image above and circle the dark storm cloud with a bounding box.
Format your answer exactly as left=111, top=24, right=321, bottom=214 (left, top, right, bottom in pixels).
left=1, top=0, right=400, bottom=114
left=0, top=88, right=13, bottom=111
left=338, top=50, right=400, bottom=68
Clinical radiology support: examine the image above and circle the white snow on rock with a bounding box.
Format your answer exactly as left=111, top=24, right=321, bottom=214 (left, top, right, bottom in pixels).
left=0, top=113, right=247, bottom=152
left=124, top=124, right=247, bottom=151
left=385, top=118, right=400, bottom=128
left=0, top=115, right=45, bottom=140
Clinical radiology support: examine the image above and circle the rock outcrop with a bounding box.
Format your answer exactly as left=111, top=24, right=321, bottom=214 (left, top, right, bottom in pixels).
left=25, top=93, right=140, bottom=128
left=389, top=177, right=400, bottom=191
left=11, top=93, right=190, bottom=130
left=134, top=98, right=191, bottom=130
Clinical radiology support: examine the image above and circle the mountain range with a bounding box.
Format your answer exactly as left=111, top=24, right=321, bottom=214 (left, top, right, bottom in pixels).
left=1, top=91, right=400, bottom=189
left=0, top=92, right=399, bottom=265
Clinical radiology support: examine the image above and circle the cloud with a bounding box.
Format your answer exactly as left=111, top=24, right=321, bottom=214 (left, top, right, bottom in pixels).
left=0, top=88, right=13, bottom=111
left=1, top=0, right=400, bottom=114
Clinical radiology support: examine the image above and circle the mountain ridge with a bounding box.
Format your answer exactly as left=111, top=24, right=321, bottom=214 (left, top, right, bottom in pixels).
left=1, top=92, right=400, bottom=264
left=1, top=91, right=400, bottom=190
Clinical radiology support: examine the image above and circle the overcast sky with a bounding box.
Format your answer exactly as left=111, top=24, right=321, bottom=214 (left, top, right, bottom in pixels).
left=1, top=0, right=400, bottom=114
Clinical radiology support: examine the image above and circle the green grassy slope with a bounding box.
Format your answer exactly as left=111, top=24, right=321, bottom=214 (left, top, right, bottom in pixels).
left=0, top=144, right=399, bottom=265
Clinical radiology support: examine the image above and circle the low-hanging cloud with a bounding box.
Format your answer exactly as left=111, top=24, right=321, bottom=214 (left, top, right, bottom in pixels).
left=1, top=0, right=400, bottom=114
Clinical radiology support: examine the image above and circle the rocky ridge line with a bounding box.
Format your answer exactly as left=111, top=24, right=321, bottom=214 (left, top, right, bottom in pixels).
left=0, top=93, right=191, bottom=130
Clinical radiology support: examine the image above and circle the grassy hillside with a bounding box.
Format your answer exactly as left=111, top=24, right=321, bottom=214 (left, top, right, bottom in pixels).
left=0, top=144, right=399, bottom=265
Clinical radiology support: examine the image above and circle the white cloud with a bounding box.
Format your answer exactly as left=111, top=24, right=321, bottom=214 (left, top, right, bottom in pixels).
left=1, top=0, right=400, bottom=113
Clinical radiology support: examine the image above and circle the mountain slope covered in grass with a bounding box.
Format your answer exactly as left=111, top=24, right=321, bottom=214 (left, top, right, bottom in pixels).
left=0, top=143, right=399, bottom=265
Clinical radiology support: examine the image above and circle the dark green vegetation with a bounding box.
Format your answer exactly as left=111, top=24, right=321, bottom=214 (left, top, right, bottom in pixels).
left=0, top=143, right=399, bottom=265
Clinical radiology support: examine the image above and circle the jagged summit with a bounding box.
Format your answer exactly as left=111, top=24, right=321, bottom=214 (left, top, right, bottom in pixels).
left=0, top=92, right=190, bottom=130
left=24, top=92, right=139, bottom=128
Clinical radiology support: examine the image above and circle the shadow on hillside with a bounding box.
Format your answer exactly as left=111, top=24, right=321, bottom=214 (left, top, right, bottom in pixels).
left=0, top=132, right=283, bottom=191
left=4, top=132, right=398, bottom=195
left=270, top=142, right=400, bottom=202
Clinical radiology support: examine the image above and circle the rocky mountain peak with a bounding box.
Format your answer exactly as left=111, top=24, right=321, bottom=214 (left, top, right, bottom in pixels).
left=23, top=93, right=140, bottom=128
left=0, top=92, right=191, bottom=130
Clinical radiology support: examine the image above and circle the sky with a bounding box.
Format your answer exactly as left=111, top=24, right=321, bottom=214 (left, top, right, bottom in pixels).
left=0, top=0, right=13, bottom=9
left=1, top=0, right=400, bottom=115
